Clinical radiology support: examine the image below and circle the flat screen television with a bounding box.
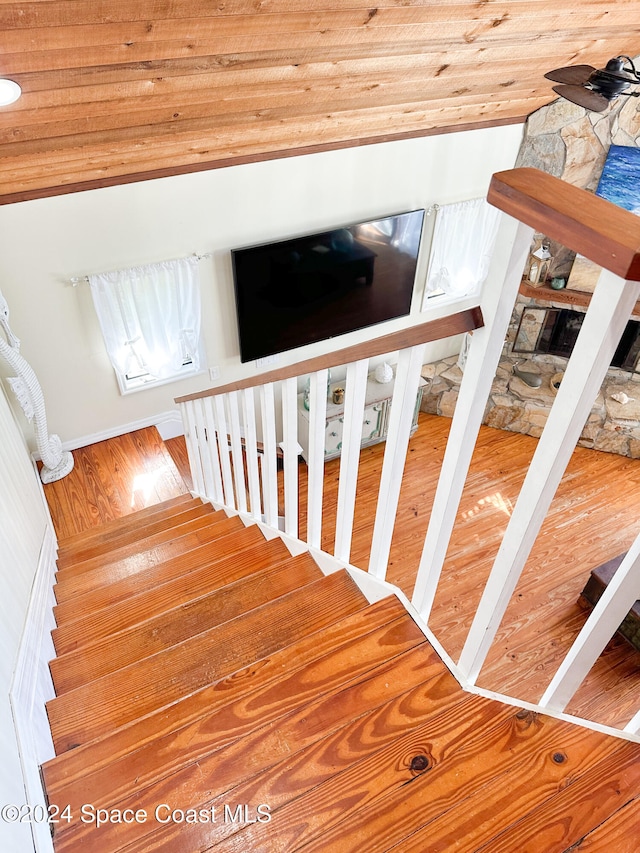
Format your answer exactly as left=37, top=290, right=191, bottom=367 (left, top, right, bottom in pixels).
left=231, top=209, right=425, bottom=363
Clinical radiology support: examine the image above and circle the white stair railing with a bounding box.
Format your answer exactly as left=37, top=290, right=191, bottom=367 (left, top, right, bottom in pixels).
left=178, top=167, right=640, bottom=739
left=177, top=310, right=481, bottom=560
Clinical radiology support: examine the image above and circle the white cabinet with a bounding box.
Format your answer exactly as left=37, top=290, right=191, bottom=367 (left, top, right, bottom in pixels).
left=298, top=373, right=425, bottom=462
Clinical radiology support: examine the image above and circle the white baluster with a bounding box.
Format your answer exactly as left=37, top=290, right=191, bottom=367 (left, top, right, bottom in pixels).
left=259, top=382, right=279, bottom=528
left=368, top=345, right=425, bottom=580
left=227, top=390, right=247, bottom=514
left=202, top=396, right=224, bottom=504
left=281, top=377, right=300, bottom=538
left=540, top=534, right=640, bottom=715
left=193, top=397, right=216, bottom=501
left=213, top=394, right=236, bottom=510
left=241, top=387, right=262, bottom=521
left=181, top=401, right=205, bottom=497
left=412, top=216, right=533, bottom=619
left=307, top=369, right=329, bottom=549
left=334, top=359, right=369, bottom=562
left=458, top=269, right=640, bottom=685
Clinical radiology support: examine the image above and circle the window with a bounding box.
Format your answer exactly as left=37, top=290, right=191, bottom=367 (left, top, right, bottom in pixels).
left=89, top=256, right=204, bottom=394
left=423, top=197, right=501, bottom=307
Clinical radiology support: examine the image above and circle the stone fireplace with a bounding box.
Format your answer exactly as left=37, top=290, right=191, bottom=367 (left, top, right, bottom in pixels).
left=420, top=290, right=640, bottom=458
left=419, top=74, right=640, bottom=458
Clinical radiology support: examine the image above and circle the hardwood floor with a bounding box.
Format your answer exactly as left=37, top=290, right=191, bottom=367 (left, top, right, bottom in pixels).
left=280, top=414, right=640, bottom=731
left=39, top=420, right=640, bottom=851
left=43, top=427, right=189, bottom=539
left=45, top=417, right=640, bottom=730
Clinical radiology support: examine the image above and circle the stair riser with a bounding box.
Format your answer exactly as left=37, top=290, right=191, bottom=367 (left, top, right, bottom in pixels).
left=53, top=517, right=246, bottom=604
left=42, top=597, right=406, bottom=802
left=50, top=556, right=324, bottom=694
left=51, top=536, right=287, bottom=655
left=47, top=572, right=367, bottom=754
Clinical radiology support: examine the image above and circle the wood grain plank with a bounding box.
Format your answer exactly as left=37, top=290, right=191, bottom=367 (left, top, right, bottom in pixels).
left=53, top=515, right=244, bottom=600
left=152, top=687, right=485, bottom=853
left=51, top=643, right=444, bottom=851
left=46, top=570, right=367, bottom=753
left=567, top=798, right=640, bottom=853
left=473, top=740, right=640, bottom=853
left=0, top=55, right=584, bottom=122
left=1, top=12, right=631, bottom=70
left=0, top=1, right=628, bottom=30
left=55, top=493, right=195, bottom=551
left=54, top=502, right=214, bottom=568
left=46, top=604, right=425, bottom=824
left=42, top=427, right=188, bottom=538
left=284, top=709, right=618, bottom=853
left=51, top=528, right=281, bottom=636
left=395, top=724, right=631, bottom=852
left=0, top=76, right=543, bottom=146
left=42, top=595, right=405, bottom=799
left=54, top=513, right=244, bottom=591
left=49, top=553, right=324, bottom=693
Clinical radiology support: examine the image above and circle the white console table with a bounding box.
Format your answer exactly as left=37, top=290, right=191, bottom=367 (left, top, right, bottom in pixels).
left=297, top=373, right=425, bottom=462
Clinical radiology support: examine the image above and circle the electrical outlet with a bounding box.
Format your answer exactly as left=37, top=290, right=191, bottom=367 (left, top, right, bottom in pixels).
left=209, top=365, right=220, bottom=381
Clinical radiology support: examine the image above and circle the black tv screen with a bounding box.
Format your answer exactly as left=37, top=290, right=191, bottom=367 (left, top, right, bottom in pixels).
left=231, top=209, right=425, bottom=363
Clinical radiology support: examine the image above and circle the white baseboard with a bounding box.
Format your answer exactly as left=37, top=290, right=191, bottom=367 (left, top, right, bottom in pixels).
left=59, top=409, right=184, bottom=452
left=9, top=525, right=58, bottom=853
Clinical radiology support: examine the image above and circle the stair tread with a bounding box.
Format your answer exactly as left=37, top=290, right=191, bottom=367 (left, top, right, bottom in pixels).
left=50, top=553, right=325, bottom=694
left=274, top=702, right=620, bottom=853
left=52, top=515, right=253, bottom=606
left=119, top=665, right=471, bottom=853
left=43, top=595, right=405, bottom=801
left=52, top=535, right=289, bottom=652
left=55, top=493, right=195, bottom=552
left=50, top=639, right=454, bottom=852
left=54, top=502, right=218, bottom=573
left=46, top=570, right=368, bottom=753
left=45, top=601, right=441, bottom=850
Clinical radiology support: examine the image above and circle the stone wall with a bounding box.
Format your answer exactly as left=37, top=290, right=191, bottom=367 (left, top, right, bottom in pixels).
left=421, top=295, right=640, bottom=458
left=515, top=64, right=640, bottom=278
left=419, top=75, right=640, bottom=458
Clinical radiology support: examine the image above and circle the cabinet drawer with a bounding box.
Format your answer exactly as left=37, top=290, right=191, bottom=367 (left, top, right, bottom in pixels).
left=324, top=403, right=384, bottom=457
left=361, top=402, right=383, bottom=443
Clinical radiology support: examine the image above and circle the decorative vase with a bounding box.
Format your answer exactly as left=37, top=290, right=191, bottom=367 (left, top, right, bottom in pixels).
left=374, top=362, right=393, bottom=384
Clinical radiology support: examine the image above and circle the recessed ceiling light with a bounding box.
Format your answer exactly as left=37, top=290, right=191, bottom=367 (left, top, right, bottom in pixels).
left=0, top=79, right=21, bottom=106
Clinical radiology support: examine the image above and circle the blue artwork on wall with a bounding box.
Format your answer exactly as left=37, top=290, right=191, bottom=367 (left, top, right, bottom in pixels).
left=595, top=144, right=640, bottom=215
left=567, top=144, right=640, bottom=292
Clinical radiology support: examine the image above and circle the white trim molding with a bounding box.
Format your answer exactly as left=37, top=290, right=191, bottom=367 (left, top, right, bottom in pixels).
left=9, top=525, right=57, bottom=853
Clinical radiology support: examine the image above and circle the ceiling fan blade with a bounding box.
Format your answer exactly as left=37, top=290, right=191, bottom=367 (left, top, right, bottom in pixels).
left=552, top=84, right=610, bottom=112
left=544, top=65, right=596, bottom=85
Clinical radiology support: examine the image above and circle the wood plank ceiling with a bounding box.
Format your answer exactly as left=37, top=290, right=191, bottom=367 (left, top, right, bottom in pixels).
left=0, top=1, right=639, bottom=204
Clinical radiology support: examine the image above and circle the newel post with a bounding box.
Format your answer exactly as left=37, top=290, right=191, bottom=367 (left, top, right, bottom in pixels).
left=0, top=289, right=73, bottom=483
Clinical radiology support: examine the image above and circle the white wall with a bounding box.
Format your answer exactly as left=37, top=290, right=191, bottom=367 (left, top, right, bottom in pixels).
left=0, top=125, right=523, bottom=448
left=0, top=380, right=51, bottom=852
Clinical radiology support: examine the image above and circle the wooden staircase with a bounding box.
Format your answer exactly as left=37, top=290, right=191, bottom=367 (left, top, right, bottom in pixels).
left=42, top=496, right=640, bottom=852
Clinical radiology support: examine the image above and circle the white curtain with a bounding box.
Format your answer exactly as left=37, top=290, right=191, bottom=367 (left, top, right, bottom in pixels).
left=89, top=256, right=201, bottom=380
left=423, top=197, right=501, bottom=304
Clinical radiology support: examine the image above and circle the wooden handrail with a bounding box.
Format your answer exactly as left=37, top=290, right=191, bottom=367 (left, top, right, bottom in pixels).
left=175, top=307, right=483, bottom=403
left=488, top=167, right=640, bottom=282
